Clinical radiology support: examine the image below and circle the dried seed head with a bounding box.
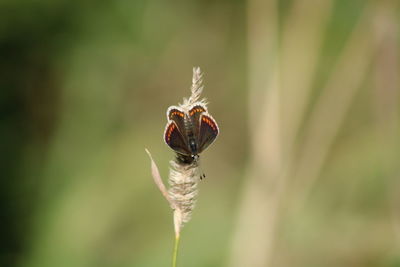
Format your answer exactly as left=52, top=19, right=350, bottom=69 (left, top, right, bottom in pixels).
left=169, top=159, right=200, bottom=227
left=147, top=67, right=206, bottom=238
left=169, top=67, right=205, bottom=234
left=181, top=67, right=207, bottom=110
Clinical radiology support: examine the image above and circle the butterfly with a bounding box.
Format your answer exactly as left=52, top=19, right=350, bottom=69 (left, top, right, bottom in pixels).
left=164, top=103, right=219, bottom=162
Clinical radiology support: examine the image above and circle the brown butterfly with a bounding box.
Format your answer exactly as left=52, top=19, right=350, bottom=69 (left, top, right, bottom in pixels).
left=164, top=103, right=219, bottom=161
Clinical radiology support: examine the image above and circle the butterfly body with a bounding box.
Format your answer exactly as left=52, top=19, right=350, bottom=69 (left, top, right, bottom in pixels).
left=164, top=103, right=219, bottom=159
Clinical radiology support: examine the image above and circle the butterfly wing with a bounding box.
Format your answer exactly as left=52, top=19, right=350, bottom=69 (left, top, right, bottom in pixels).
left=197, top=114, right=219, bottom=153
left=168, top=107, right=185, bottom=127
left=189, top=105, right=207, bottom=120
left=188, top=104, right=207, bottom=143
left=164, top=122, right=191, bottom=155
left=164, top=106, right=191, bottom=155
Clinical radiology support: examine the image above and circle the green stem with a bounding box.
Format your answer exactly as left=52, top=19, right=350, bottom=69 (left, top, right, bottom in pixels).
left=172, top=234, right=180, bottom=267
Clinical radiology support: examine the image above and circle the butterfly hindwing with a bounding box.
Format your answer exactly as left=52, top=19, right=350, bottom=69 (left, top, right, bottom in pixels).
left=164, top=122, right=191, bottom=156
left=189, top=104, right=207, bottom=141
left=198, top=114, right=219, bottom=153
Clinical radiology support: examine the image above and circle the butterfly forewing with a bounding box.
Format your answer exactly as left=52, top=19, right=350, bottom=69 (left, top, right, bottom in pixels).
left=189, top=105, right=207, bottom=118
left=168, top=107, right=185, bottom=127
left=198, top=114, right=219, bottom=153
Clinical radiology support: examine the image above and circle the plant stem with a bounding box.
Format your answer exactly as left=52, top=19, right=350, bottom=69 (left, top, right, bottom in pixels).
left=172, top=234, right=180, bottom=267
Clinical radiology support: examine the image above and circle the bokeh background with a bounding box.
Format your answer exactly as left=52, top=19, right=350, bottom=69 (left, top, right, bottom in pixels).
left=1, top=0, right=400, bottom=266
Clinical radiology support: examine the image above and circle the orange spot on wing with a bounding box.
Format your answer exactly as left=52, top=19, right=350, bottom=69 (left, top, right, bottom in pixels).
left=167, top=124, right=175, bottom=141
left=202, top=116, right=217, bottom=131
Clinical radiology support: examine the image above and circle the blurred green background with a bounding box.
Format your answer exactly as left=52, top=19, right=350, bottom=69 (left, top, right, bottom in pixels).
left=1, top=0, right=400, bottom=266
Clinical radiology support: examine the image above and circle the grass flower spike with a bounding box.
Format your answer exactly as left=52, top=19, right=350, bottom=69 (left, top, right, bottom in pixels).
left=146, top=67, right=219, bottom=267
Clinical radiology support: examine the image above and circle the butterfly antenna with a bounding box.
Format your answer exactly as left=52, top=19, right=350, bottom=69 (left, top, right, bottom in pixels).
left=199, top=165, right=206, bottom=180
left=193, top=155, right=206, bottom=180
